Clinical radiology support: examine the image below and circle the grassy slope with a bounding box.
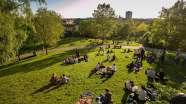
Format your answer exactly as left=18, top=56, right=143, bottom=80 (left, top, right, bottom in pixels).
left=0, top=38, right=185, bottom=104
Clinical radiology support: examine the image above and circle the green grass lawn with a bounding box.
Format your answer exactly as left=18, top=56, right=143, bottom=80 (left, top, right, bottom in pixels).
left=0, top=38, right=186, bottom=104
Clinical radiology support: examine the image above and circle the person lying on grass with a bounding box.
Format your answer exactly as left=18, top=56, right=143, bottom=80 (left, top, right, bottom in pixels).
left=50, top=73, right=69, bottom=85
left=60, top=74, right=69, bottom=84
left=50, top=73, right=58, bottom=85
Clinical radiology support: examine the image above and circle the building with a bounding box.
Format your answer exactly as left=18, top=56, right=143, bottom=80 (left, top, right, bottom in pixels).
left=126, top=11, right=132, bottom=19
left=63, top=19, right=78, bottom=33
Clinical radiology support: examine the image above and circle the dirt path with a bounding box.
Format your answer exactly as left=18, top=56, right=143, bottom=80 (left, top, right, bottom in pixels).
left=19, top=44, right=185, bottom=61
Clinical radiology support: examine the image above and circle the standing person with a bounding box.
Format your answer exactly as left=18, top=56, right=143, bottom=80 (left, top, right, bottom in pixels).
left=160, top=48, right=166, bottom=63
left=104, top=89, right=112, bottom=104
left=75, top=48, right=80, bottom=58
left=83, top=53, right=88, bottom=62
left=175, top=50, right=180, bottom=64
left=140, top=48, right=145, bottom=60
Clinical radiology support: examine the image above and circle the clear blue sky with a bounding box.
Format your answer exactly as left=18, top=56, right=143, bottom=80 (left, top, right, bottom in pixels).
left=31, top=0, right=178, bottom=18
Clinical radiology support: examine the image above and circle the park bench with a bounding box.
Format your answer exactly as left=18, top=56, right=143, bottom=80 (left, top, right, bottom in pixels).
left=113, top=45, right=122, bottom=49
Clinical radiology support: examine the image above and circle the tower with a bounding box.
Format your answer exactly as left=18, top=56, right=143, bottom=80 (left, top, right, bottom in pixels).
left=126, top=11, right=132, bottom=19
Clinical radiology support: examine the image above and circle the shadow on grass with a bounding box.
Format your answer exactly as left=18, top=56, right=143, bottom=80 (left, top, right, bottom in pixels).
left=31, top=83, right=66, bottom=94
left=121, top=89, right=130, bottom=104
left=0, top=45, right=97, bottom=78
left=31, top=84, right=53, bottom=94
left=153, top=54, right=186, bottom=89
left=101, top=74, right=114, bottom=83
left=55, top=37, right=86, bottom=48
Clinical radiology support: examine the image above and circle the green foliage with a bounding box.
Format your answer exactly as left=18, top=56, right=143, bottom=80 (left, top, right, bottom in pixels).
left=79, top=19, right=97, bottom=37
left=143, top=0, right=186, bottom=50
left=92, top=3, right=117, bottom=39
left=0, top=13, right=16, bottom=64
left=34, top=8, right=64, bottom=54
left=0, top=38, right=185, bottom=103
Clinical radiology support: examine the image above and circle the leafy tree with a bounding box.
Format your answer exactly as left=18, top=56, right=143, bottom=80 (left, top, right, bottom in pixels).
left=34, top=8, right=64, bottom=54
left=79, top=19, right=98, bottom=38
left=0, top=0, right=45, bottom=64
left=92, top=3, right=117, bottom=39
left=145, top=0, right=186, bottom=50
left=0, top=13, right=16, bottom=64
left=116, top=19, right=138, bottom=40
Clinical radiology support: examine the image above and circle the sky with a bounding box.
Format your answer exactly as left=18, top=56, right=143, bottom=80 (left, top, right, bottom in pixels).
left=31, top=0, right=179, bottom=18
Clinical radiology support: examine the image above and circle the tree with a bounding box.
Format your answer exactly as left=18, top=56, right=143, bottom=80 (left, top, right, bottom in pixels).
left=92, top=3, right=117, bottom=39
left=34, top=8, right=64, bottom=54
left=116, top=19, right=138, bottom=40
left=79, top=19, right=98, bottom=38
left=0, top=0, right=45, bottom=64
left=0, top=13, right=16, bottom=64
left=146, top=0, right=186, bottom=50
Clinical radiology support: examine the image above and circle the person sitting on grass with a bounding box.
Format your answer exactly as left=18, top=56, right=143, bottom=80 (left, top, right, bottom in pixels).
left=83, top=53, right=88, bottom=62
left=145, top=68, right=156, bottom=83
left=96, top=62, right=101, bottom=71
left=133, top=62, right=141, bottom=72
left=109, top=54, right=116, bottom=62
left=125, top=80, right=134, bottom=92
left=96, top=52, right=100, bottom=57
left=105, top=54, right=110, bottom=62
left=138, top=85, right=148, bottom=102
left=170, top=93, right=186, bottom=104
left=126, top=93, right=138, bottom=104
left=60, top=74, right=69, bottom=84
left=50, top=73, right=58, bottom=85
left=127, top=61, right=135, bottom=70
left=145, top=86, right=158, bottom=101
left=111, top=64, right=116, bottom=74
left=104, top=89, right=113, bottom=104
left=146, top=52, right=155, bottom=63
left=74, top=57, right=79, bottom=63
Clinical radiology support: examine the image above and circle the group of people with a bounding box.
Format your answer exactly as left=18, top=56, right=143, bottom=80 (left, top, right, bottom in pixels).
left=93, top=62, right=116, bottom=78
left=134, top=48, right=145, bottom=62
left=127, top=61, right=142, bottom=72
left=125, top=81, right=158, bottom=103
left=96, top=89, right=113, bottom=104
left=145, top=67, right=166, bottom=84
left=50, top=73, right=69, bottom=85
left=105, top=54, right=116, bottom=62
left=63, top=53, right=88, bottom=64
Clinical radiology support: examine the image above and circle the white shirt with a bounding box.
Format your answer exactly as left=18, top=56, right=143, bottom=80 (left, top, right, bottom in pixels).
left=147, top=70, right=156, bottom=78
left=111, top=65, right=116, bottom=71
left=138, top=89, right=147, bottom=101
left=96, top=64, right=100, bottom=70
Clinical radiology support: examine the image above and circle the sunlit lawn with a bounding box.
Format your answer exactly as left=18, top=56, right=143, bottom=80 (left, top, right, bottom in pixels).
left=0, top=38, right=185, bottom=104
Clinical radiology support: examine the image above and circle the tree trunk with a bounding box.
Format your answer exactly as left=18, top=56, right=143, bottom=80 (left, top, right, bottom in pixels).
left=45, top=45, right=48, bottom=55
left=17, top=54, right=21, bottom=61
